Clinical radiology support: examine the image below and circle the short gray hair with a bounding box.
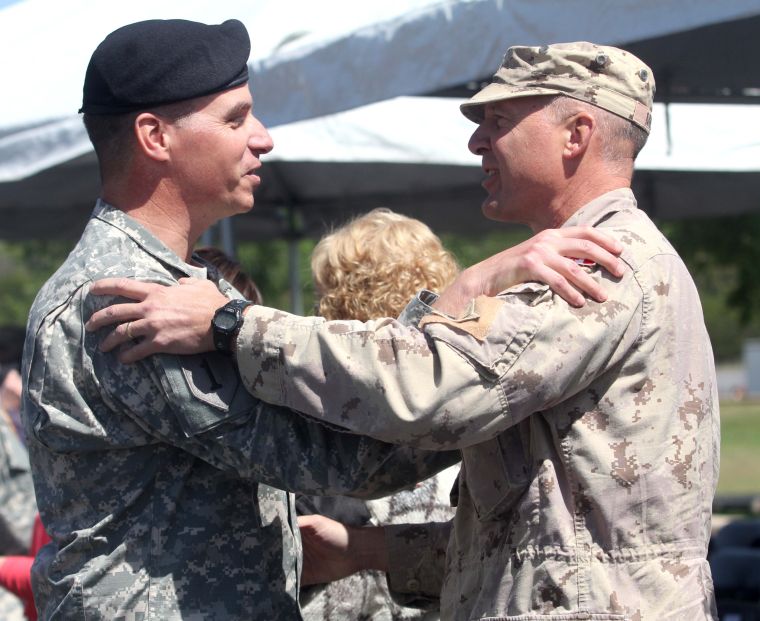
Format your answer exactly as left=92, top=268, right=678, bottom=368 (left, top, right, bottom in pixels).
left=545, top=96, right=648, bottom=161
left=82, top=99, right=200, bottom=181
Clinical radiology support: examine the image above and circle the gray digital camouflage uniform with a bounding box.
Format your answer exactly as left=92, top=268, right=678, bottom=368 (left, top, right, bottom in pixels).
left=21, top=201, right=457, bottom=621
left=0, top=409, right=36, bottom=620
left=233, top=189, right=719, bottom=621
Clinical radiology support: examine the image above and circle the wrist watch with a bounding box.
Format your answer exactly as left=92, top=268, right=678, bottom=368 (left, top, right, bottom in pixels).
left=211, top=299, right=253, bottom=355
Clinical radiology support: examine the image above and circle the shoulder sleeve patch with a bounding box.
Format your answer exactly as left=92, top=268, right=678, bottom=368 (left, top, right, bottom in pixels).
left=419, top=295, right=505, bottom=342
left=157, top=352, right=259, bottom=437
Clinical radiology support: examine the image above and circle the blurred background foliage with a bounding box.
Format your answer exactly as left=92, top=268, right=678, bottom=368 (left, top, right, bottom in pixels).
left=2, top=213, right=760, bottom=363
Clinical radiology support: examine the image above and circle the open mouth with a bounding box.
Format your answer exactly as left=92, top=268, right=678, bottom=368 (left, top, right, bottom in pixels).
left=482, top=166, right=498, bottom=190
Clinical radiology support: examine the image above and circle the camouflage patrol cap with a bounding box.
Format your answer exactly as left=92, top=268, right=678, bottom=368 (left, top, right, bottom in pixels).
left=460, top=41, right=655, bottom=133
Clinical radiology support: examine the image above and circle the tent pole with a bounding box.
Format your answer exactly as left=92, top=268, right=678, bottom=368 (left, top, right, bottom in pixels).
left=287, top=205, right=304, bottom=315
left=220, top=217, right=235, bottom=259
left=198, top=218, right=237, bottom=259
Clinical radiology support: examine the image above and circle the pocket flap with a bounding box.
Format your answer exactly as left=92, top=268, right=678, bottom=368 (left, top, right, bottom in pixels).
left=158, top=352, right=258, bottom=436
left=420, top=286, right=550, bottom=378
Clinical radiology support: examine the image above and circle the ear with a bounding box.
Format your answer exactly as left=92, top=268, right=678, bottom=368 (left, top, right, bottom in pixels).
left=134, top=113, right=171, bottom=162
left=561, top=111, right=594, bottom=160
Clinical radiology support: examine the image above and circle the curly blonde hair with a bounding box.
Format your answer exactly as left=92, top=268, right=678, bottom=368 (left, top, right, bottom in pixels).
left=312, top=208, right=459, bottom=321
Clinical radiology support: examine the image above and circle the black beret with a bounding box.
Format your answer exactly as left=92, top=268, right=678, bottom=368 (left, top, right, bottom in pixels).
left=80, top=18, right=250, bottom=115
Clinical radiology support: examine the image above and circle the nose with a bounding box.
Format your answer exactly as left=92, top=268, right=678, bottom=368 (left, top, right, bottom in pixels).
left=248, top=114, right=274, bottom=155
left=468, top=122, right=489, bottom=156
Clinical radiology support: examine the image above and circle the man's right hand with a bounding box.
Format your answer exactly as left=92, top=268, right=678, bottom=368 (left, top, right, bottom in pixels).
left=434, top=226, right=625, bottom=316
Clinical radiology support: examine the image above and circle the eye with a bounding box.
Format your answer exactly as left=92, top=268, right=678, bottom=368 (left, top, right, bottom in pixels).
left=494, top=115, right=512, bottom=129
left=226, top=107, right=252, bottom=128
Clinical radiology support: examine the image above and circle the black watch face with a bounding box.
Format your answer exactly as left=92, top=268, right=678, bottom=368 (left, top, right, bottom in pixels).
left=215, top=311, right=238, bottom=332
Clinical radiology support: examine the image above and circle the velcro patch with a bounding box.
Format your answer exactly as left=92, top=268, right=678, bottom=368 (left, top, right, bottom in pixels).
left=158, top=352, right=258, bottom=436
left=181, top=354, right=239, bottom=410
left=419, top=296, right=505, bottom=341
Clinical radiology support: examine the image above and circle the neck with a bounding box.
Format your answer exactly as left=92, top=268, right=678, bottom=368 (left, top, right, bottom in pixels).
left=102, top=178, right=208, bottom=262
left=530, top=154, right=633, bottom=232
left=539, top=177, right=631, bottom=231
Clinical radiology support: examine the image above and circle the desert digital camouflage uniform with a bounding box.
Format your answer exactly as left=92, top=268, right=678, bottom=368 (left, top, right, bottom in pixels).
left=21, top=201, right=457, bottom=621
left=234, top=188, right=719, bottom=620
left=0, top=408, right=36, bottom=620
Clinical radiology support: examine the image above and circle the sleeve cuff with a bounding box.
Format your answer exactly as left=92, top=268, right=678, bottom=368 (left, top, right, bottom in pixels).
left=235, top=305, right=288, bottom=402
left=397, top=290, right=439, bottom=328
left=384, top=520, right=452, bottom=604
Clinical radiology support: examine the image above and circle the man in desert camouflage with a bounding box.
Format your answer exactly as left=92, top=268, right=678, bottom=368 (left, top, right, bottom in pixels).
left=89, top=42, right=717, bottom=619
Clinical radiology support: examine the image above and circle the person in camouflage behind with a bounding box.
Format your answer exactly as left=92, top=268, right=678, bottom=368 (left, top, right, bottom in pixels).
left=0, top=398, right=36, bottom=621
left=0, top=331, right=38, bottom=621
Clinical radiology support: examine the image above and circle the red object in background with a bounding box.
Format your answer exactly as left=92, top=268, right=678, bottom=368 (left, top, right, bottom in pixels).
left=0, top=515, right=51, bottom=620
left=571, top=257, right=597, bottom=267
left=29, top=516, right=50, bottom=558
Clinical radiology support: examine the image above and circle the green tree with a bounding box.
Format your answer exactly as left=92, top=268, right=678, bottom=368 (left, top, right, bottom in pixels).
left=661, top=214, right=760, bottom=361
left=2, top=215, right=760, bottom=363
left=0, top=240, right=72, bottom=326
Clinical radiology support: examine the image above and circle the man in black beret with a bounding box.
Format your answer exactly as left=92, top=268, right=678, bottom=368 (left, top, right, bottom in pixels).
left=21, top=18, right=464, bottom=620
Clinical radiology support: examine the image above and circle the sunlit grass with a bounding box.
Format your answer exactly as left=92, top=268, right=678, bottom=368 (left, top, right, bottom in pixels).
left=718, top=401, right=760, bottom=495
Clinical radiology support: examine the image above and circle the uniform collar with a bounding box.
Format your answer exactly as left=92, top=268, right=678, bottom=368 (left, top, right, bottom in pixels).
left=561, top=188, right=637, bottom=229
left=92, top=199, right=207, bottom=279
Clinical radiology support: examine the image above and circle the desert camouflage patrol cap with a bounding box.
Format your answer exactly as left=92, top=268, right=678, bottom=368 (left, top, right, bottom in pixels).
left=460, top=41, right=655, bottom=133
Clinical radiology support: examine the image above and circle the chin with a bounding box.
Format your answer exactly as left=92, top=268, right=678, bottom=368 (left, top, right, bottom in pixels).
left=231, top=195, right=255, bottom=215
left=482, top=199, right=507, bottom=222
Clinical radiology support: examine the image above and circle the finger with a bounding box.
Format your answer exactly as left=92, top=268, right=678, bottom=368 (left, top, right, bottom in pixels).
left=89, top=278, right=159, bottom=300
left=86, top=302, right=144, bottom=331
left=99, top=319, right=144, bottom=352
left=297, top=515, right=320, bottom=528
left=556, top=238, right=625, bottom=278
left=560, top=227, right=623, bottom=255
left=541, top=269, right=586, bottom=307
left=555, top=259, right=609, bottom=304
left=118, top=339, right=158, bottom=364
left=177, top=277, right=208, bottom=286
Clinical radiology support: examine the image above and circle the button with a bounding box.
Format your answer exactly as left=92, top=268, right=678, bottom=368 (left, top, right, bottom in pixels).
left=406, top=579, right=420, bottom=591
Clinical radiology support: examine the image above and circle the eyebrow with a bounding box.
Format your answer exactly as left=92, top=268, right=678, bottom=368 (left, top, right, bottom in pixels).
left=226, top=101, right=252, bottom=118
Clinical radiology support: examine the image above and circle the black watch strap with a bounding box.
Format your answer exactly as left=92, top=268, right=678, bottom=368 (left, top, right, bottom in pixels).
left=212, top=299, right=253, bottom=355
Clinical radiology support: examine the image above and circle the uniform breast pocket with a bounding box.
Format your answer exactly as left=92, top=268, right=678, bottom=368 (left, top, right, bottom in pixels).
left=462, top=428, right=530, bottom=521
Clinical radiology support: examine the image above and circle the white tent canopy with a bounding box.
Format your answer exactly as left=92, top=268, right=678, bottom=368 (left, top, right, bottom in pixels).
left=3, top=95, right=759, bottom=240
left=251, top=0, right=760, bottom=126
left=1, top=0, right=760, bottom=243
left=0, top=0, right=443, bottom=182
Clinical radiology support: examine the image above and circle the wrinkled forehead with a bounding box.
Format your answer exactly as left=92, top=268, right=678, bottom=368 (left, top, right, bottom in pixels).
left=481, top=95, right=556, bottom=120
